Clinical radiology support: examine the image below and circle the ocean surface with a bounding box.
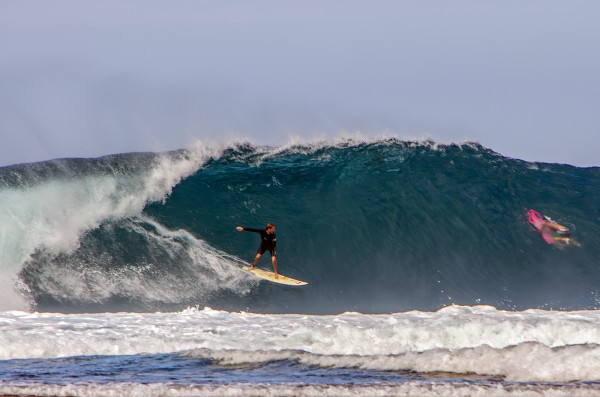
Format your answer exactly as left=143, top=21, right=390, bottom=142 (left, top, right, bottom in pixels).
left=1, top=138, right=600, bottom=396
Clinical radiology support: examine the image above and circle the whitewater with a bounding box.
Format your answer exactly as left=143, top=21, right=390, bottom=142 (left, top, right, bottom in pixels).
left=1, top=138, right=600, bottom=396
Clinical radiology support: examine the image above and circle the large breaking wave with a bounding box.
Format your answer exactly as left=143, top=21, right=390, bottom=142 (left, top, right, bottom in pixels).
left=2, top=139, right=599, bottom=313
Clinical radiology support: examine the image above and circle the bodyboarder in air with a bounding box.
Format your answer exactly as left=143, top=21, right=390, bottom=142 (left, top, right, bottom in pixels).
left=236, top=223, right=278, bottom=278
left=527, top=209, right=580, bottom=247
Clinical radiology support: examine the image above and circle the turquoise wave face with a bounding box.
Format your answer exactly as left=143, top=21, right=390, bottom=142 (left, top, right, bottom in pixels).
left=12, top=140, right=600, bottom=313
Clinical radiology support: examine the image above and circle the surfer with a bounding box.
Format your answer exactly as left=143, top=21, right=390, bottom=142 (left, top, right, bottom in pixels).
left=526, top=209, right=581, bottom=247
left=236, top=223, right=278, bottom=278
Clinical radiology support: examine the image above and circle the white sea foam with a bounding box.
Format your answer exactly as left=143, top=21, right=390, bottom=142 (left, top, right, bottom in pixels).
left=1, top=305, right=600, bottom=382
left=25, top=215, right=256, bottom=306
left=1, top=382, right=599, bottom=397
left=0, top=143, right=223, bottom=310
left=191, top=342, right=600, bottom=383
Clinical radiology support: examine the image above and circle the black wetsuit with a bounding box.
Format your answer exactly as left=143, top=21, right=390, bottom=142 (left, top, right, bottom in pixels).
left=241, top=228, right=277, bottom=256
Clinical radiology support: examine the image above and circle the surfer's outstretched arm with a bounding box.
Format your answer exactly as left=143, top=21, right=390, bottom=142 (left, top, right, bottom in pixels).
left=236, top=226, right=263, bottom=233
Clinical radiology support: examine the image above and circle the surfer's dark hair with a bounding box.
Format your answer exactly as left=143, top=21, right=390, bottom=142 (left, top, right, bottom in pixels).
left=266, top=223, right=276, bottom=229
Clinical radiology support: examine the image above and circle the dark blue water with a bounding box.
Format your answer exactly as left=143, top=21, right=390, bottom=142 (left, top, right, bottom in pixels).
left=0, top=353, right=418, bottom=386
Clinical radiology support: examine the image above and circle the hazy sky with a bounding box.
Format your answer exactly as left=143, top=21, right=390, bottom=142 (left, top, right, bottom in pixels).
left=1, top=1, right=599, bottom=167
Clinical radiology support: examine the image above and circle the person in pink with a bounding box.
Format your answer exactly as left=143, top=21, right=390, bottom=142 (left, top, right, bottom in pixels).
left=527, top=209, right=580, bottom=246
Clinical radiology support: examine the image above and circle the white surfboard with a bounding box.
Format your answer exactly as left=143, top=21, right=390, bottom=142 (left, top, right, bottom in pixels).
left=244, top=266, right=308, bottom=286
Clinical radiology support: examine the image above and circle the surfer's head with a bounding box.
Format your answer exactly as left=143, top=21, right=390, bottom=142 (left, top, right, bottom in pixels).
left=266, top=223, right=276, bottom=233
